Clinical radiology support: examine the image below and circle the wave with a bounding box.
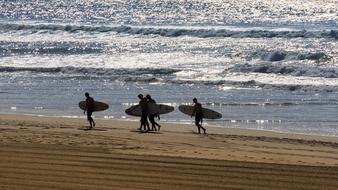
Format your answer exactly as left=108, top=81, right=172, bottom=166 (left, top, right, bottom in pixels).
left=0, top=66, right=179, bottom=76
left=0, top=41, right=104, bottom=56
left=250, top=51, right=331, bottom=62
left=204, top=101, right=338, bottom=107
left=1, top=23, right=337, bottom=39
left=226, top=63, right=338, bottom=78
left=228, top=80, right=338, bottom=92
left=172, top=79, right=338, bottom=92
left=0, top=46, right=103, bottom=56
left=2, top=66, right=338, bottom=92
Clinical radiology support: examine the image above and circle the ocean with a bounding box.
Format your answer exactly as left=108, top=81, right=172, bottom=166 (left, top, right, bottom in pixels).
left=0, top=0, right=337, bottom=136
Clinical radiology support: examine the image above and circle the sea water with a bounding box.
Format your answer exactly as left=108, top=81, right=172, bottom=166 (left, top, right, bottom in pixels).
left=0, top=0, right=337, bottom=136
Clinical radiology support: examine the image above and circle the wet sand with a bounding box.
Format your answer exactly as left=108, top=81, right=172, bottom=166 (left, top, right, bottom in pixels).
left=0, top=114, right=337, bottom=190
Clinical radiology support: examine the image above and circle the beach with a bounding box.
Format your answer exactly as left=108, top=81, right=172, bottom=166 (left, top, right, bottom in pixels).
left=1, top=0, right=337, bottom=189
left=1, top=0, right=337, bottom=137
left=0, top=114, right=337, bottom=190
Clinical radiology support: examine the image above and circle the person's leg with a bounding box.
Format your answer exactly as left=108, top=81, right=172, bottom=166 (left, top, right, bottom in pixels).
left=141, top=111, right=149, bottom=131
left=89, top=118, right=93, bottom=128
left=90, top=110, right=96, bottom=128
left=90, top=118, right=94, bottom=128
left=195, top=113, right=205, bottom=134
left=92, top=116, right=95, bottom=127
left=87, top=118, right=92, bottom=128
left=140, top=118, right=146, bottom=131
left=195, top=118, right=201, bottom=133
left=155, top=115, right=161, bottom=131
left=200, top=117, right=206, bottom=133
left=197, top=119, right=206, bottom=134
left=149, top=116, right=156, bottom=131
left=144, top=116, right=150, bottom=131
left=87, top=111, right=93, bottom=128
left=143, top=122, right=147, bottom=131
left=200, top=124, right=206, bottom=134
left=154, top=121, right=161, bottom=131
left=141, top=117, right=148, bottom=131
left=146, top=120, right=150, bottom=131
left=139, top=118, right=143, bottom=130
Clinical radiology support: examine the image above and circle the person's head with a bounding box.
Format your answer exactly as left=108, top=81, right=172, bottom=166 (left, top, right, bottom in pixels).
left=85, top=92, right=90, bottom=97
left=193, top=98, right=197, bottom=103
left=137, top=94, right=143, bottom=99
left=146, top=94, right=151, bottom=100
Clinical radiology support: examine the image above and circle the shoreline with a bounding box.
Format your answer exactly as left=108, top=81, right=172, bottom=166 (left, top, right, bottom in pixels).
left=3, top=112, right=338, bottom=139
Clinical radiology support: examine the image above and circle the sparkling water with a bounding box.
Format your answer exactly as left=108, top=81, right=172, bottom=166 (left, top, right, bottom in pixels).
left=0, top=0, right=337, bottom=136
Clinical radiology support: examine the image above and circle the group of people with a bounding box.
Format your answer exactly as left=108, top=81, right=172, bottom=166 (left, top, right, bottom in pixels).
left=136, top=94, right=161, bottom=132
left=83, top=92, right=206, bottom=134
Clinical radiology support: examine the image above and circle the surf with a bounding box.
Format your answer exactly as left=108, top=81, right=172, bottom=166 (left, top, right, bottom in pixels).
left=1, top=23, right=337, bottom=39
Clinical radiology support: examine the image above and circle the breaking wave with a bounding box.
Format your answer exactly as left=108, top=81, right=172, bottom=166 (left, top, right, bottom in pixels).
left=0, top=44, right=103, bottom=56
left=251, top=51, right=332, bottom=62
left=1, top=23, right=337, bottom=39
left=2, top=66, right=338, bottom=92
left=170, top=79, right=338, bottom=92
left=226, top=63, right=338, bottom=78
left=0, top=66, right=179, bottom=76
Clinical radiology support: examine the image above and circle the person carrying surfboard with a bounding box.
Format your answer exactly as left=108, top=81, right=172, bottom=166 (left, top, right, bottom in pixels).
left=191, top=98, right=206, bottom=134
left=146, top=94, right=161, bottom=131
left=137, top=94, right=150, bottom=131
left=84, top=92, right=96, bottom=129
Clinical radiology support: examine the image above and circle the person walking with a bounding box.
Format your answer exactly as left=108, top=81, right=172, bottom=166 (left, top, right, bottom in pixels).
left=138, top=94, right=150, bottom=131
left=191, top=98, right=206, bottom=134
left=83, top=92, right=96, bottom=129
left=146, top=94, right=161, bottom=131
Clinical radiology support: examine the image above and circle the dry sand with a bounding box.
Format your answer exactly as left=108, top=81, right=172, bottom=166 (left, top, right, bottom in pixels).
left=0, top=114, right=337, bottom=190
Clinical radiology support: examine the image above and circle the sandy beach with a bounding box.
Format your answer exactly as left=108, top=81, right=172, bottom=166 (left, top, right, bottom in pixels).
left=0, top=114, right=337, bottom=190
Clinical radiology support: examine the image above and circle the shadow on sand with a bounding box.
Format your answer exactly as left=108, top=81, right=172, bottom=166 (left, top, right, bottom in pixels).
left=78, top=127, right=108, bottom=131
left=130, top=129, right=162, bottom=134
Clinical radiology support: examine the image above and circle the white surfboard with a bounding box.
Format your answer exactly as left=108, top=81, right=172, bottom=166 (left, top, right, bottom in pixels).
left=79, top=101, right=109, bottom=112
left=125, top=103, right=174, bottom=116
left=178, top=105, right=222, bottom=119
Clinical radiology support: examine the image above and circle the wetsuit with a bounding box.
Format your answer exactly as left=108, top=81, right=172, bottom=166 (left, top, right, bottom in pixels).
left=194, top=102, right=203, bottom=126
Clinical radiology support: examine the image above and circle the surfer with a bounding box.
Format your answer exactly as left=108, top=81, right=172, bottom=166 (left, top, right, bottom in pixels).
left=137, top=94, right=150, bottom=131
left=83, top=92, right=96, bottom=129
left=191, top=98, right=206, bottom=134
left=146, top=94, right=161, bottom=131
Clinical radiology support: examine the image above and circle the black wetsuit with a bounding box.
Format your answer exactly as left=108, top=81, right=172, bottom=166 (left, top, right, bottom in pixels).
left=139, top=98, right=149, bottom=130
left=194, top=103, right=203, bottom=125
left=85, top=96, right=95, bottom=128
left=195, top=112, right=203, bottom=126
left=193, top=102, right=205, bottom=133
left=148, top=98, right=161, bottom=131
left=86, top=97, right=95, bottom=119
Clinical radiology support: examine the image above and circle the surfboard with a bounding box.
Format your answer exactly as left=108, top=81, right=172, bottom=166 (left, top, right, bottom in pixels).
left=125, top=103, right=174, bottom=116
left=79, top=101, right=109, bottom=112
left=178, top=105, right=222, bottom=119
